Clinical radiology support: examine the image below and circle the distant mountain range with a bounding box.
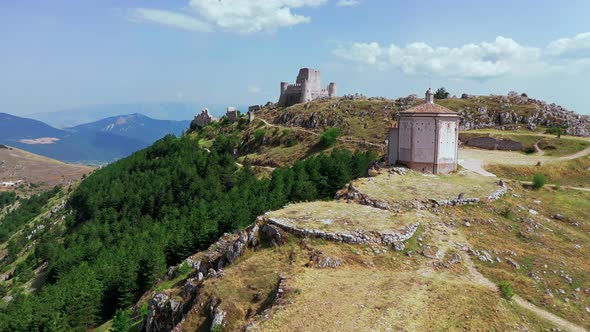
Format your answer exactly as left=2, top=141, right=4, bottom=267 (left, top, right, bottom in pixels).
left=26, top=102, right=246, bottom=128
left=0, top=112, right=190, bottom=165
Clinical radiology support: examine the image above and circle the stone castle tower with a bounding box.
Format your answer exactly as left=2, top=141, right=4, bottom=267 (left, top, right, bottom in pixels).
left=387, top=88, right=459, bottom=174
left=278, top=68, right=337, bottom=107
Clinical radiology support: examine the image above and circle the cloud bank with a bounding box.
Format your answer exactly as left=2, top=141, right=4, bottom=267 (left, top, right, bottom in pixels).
left=333, top=33, right=590, bottom=80
left=336, top=0, right=361, bottom=7
left=130, top=0, right=328, bottom=34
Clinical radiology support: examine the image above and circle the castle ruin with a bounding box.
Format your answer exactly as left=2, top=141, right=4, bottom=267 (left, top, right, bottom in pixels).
left=226, top=107, right=239, bottom=122
left=278, top=68, right=337, bottom=107
left=192, top=108, right=218, bottom=128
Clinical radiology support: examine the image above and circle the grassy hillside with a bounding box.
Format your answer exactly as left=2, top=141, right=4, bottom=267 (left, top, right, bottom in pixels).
left=0, top=146, right=92, bottom=193
left=132, top=168, right=590, bottom=331
left=0, top=134, right=376, bottom=331
left=189, top=94, right=589, bottom=170
left=488, top=155, right=590, bottom=188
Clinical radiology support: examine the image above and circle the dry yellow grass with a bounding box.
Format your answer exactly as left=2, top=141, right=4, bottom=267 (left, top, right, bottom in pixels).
left=351, top=169, right=500, bottom=203
left=267, top=201, right=427, bottom=234
left=451, top=186, right=590, bottom=328
left=0, top=146, right=93, bottom=192
left=253, top=267, right=553, bottom=332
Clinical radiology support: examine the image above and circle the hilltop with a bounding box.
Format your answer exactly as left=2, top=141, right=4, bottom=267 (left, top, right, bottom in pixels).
left=1, top=92, right=590, bottom=331
left=191, top=92, right=590, bottom=170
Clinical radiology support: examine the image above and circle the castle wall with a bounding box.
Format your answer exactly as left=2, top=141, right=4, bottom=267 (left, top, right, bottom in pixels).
left=278, top=68, right=336, bottom=107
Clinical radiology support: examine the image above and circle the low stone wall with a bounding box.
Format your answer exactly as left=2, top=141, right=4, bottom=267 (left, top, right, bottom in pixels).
left=462, top=136, right=524, bottom=151
left=264, top=217, right=419, bottom=247
left=431, top=180, right=507, bottom=207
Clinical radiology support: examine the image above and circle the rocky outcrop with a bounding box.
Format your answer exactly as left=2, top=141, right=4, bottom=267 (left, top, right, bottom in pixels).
left=273, top=110, right=348, bottom=130
left=141, top=225, right=260, bottom=332
left=144, top=293, right=183, bottom=332
left=457, top=95, right=590, bottom=136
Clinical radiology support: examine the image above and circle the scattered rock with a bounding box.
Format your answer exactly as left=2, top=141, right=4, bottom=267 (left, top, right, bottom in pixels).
left=507, top=258, right=520, bottom=269
left=392, top=242, right=405, bottom=252
left=552, top=214, right=565, bottom=221
left=422, top=246, right=440, bottom=259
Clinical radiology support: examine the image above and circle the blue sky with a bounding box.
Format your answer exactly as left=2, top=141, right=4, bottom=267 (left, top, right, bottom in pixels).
left=1, top=0, right=590, bottom=117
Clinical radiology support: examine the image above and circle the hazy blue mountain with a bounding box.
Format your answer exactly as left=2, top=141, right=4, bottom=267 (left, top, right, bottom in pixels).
left=0, top=112, right=190, bottom=165
left=26, top=102, right=237, bottom=128
left=69, top=113, right=190, bottom=143
left=0, top=113, right=63, bottom=139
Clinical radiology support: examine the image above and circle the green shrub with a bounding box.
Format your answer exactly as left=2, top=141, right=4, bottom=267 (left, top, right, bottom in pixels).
left=319, top=128, right=340, bottom=148
left=434, top=87, right=450, bottom=99
left=502, top=209, right=515, bottom=221
left=177, top=262, right=192, bottom=276
left=498, top=281, right=514, bottom=300
left=254, top=129, right=266, bottom=144
left=532, top=173, right=547, bottom=189
left=545, top=126, right=567, bottom=138
left=282, top=129, right=297, bottom=147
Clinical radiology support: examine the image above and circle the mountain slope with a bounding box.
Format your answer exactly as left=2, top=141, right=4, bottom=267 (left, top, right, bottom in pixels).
left=26, top=102, right=233, bottom=128
left=69, top=113, right=190, bottom=143
left=0, top=113, right=63, bottom=140
left=0, top=112, right=190, bottom=165
left=0, top=145, right=93, bottom=192
left=0, top=135, right=375, bottom=331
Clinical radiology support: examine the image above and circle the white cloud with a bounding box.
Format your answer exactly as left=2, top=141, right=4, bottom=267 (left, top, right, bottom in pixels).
left=546, top=32, right=590, bottom=59
left=130, top=0, right=327, bottom=34
left=336, top=0, right=360, bottom=7
left=333, top=42, right=383, bottom=65
left=130, top=8, right=212, bottom=32
left=247, top=85, right=261, bottom=93
left=332, top=35, right=590, bottom=80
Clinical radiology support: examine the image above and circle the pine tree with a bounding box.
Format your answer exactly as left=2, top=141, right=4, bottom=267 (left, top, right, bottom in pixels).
left=111, top=309, right=131, bottom=332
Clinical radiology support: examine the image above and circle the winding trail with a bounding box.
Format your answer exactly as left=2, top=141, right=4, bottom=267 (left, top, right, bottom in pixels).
left=459, top=142, right=590, bottom=178
left=462, top=253, right=587, bottom=332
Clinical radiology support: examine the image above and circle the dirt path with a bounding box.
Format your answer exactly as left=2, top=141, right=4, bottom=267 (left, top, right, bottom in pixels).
left=462, top=252, right=587, bottom=332
left=517, top=181, right=590, bottom=192
left=534, top=140, right=545, bottom=156
left=558, top=145, right=590, bottom=161
left=459, top=144, right=590, bottom=178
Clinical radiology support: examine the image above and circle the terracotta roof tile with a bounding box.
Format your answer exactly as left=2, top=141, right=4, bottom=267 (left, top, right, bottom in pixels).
left=400, top=102, right=457, bottom=114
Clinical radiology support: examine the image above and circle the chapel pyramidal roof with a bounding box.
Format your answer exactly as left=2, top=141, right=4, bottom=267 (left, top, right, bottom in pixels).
left=399, top=88, right=458, bottom=115
left=399, top=102, right=457, bottom=114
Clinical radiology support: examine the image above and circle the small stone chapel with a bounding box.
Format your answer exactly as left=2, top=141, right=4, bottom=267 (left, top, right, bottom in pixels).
left=388, top=88, right=459, bottom=174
